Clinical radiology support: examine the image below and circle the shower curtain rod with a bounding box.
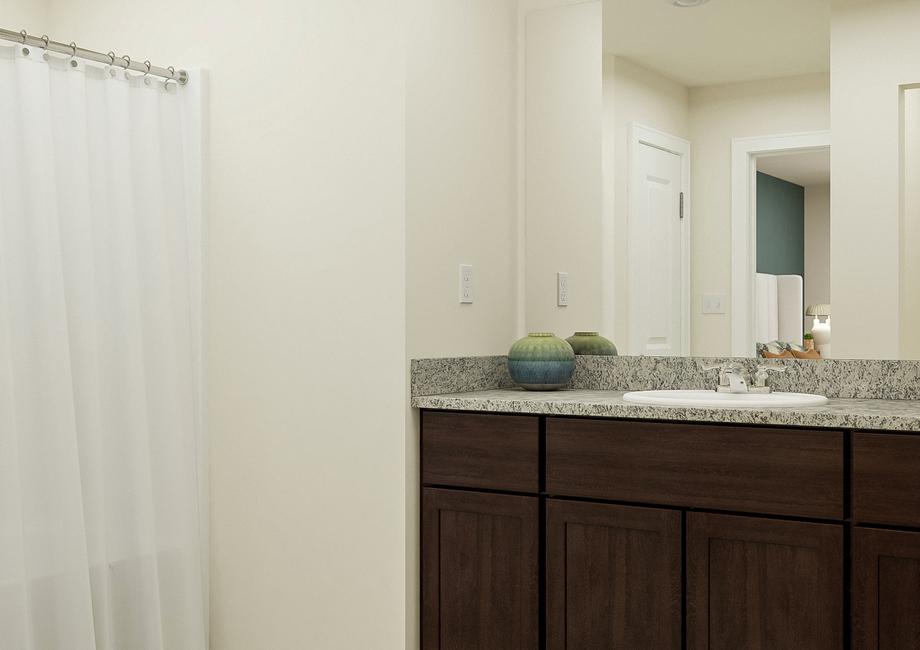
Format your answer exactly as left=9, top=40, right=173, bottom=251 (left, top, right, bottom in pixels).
left=0, top=27, right=189, bottom=85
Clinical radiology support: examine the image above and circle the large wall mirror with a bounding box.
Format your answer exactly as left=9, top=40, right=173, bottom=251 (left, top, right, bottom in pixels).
left=523, top=0, right=920, bottom=360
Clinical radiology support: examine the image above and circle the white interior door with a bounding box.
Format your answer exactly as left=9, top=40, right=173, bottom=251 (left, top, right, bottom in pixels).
left=629, top=131, right=687, bottom=356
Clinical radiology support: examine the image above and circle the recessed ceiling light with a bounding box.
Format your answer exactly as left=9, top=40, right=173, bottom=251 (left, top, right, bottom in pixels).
left=672, top=0, right=710, bottom=7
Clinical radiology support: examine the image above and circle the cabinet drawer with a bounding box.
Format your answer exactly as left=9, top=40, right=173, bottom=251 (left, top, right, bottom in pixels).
left=546, top=418, right=843, bottom=519
left=422, top=411, right=539, bottom=492
left=853, top=433, right=920, bottom=527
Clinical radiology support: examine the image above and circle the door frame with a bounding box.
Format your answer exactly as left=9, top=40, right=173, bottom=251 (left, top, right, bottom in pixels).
left=730, top=130, right=831, bottom=356
left=628, top=123, right=691, bottom=356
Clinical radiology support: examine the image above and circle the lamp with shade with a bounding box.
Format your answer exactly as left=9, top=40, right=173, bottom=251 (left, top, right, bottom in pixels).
left=806, top=304, right=831, bottom=357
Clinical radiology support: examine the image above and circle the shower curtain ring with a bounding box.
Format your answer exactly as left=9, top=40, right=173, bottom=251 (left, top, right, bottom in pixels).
left=143, top=60, right=152, bottom=85
left=19, top=30, right=27, bottom=44
left=105, top=52, right=118, bottom=77
left=121, top=55, right=131, bottom=69
left=69, top=42, right=77, bottom=57
left=40, top=35, right=49, bottom=50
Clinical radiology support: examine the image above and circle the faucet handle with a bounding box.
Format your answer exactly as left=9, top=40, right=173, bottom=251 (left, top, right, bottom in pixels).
left=701, top=362, right=729, bottom=386
left=702, top=362, right=742, bottom=389
left=754, top=363, right=786, bottom=389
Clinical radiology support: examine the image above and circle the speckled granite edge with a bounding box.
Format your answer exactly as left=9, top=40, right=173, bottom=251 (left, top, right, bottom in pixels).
left=412, top=389, right=920, bottom=432
left=410, top=356, right=514, bottom=397
left=412, top=356, right=920, bottom=400
left=570, top=356, right=920, bottom=400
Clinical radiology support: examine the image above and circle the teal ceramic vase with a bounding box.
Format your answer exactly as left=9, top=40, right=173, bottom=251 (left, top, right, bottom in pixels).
left=565, top=331, right=618, bottom=356
left=507, top=333, right=575, bottom=391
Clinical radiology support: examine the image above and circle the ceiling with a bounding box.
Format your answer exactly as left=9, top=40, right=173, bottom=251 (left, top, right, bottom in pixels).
left=603, top=0, right=830, bottom=87
left=756, top=149, right=831, bottom=187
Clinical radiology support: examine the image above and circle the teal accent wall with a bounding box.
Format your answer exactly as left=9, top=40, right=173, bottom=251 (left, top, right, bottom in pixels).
left=756, top=172, right=804, bottom=277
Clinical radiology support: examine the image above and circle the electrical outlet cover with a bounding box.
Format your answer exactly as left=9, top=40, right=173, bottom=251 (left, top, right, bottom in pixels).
left=557, top=272, right=569, bottom=307
left=701, top=293, right=727, bottom=314
left=459, top=264, right=473, bottom=304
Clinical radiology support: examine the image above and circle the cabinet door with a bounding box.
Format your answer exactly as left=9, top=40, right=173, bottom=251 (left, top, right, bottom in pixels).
left=853, top=527, right=920, bottom=650
left=546, top=500, right=681, bottom=649
left=421, top=488, right=538, bottom=650
left=687, top=512, right=842, bottom=650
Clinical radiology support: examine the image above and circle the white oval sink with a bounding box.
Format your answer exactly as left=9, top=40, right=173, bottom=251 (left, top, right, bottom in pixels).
left=623, top=389, right=828, bottom=409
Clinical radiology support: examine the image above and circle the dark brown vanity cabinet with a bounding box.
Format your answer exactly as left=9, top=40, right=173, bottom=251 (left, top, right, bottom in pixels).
left=851, top=432, right=920, bottom=650
left=687, top=512, right=843, bottom=649
left=546, top=500, right=682, bottom=649
left=420, top=410, right=919, bottom=649
left=421, top=412, right=541, bottom=650
left=853, top=432, right=920, bottom=528
left=421, top=488, right=539, bottom=650
left=853, top=528, right=920, bottom=650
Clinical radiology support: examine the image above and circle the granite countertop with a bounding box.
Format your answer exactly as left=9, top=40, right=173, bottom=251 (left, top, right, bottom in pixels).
left=412, top=388, right=920, bottom=432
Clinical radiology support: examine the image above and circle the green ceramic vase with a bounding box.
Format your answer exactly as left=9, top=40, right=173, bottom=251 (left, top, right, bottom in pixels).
left=565, top=331, right=618, bottom=356
left=507, top=333, right=575, bottom=391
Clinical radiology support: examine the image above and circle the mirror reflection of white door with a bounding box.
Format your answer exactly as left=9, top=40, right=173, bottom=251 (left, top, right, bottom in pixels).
left=628, top=124, right=690, bottom=356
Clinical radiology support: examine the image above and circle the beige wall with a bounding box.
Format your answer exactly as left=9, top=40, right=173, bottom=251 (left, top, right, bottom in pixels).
left=604, top=55, right=689, bottom=349
left=407, top=0, right=519, bottom=359
left=831, top=0, right=920, bottom=358
left=46, top=1, right=409, bottom=648
left=0, top=0, right=46, bottom=29
left=805, top=183, right=831, bottom=333
left=688, top=73, right=830, bottom=355
left=904, top=87, right=920, bottom=360
left=524, top=0, right=602, bottom=336
left=516, top=0, right=597, bottom=339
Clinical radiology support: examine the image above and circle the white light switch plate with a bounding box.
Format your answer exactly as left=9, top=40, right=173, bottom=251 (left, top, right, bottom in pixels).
left=702, top=293, right=727, bottom=314
left=557, top=272, right=569, bottom=307
left=459, top=264, right=473, bottom=304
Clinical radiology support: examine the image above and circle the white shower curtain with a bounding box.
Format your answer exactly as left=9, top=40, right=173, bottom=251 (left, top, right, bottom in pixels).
left=0, top=42, right=206, bottom=649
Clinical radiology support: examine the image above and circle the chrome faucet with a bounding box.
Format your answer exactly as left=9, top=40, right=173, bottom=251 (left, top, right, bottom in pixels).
left=702, top=362, right=786, bottom=394
left=724, top=366, right=749, bottom=393
left=702, top=362, right=749, bottom=393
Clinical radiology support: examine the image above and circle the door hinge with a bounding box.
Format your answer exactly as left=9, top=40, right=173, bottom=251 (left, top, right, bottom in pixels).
left=679, top=192, right=684, bottom=220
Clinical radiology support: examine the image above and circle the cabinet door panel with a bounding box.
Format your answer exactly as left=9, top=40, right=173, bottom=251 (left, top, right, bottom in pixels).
left=421, top=488, right=538, bottom=650
left=853, top=527, right=920, bottom=650
left=546, top=500, right=681, bottom=649
left=687, top=513, right=842, bottom=650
